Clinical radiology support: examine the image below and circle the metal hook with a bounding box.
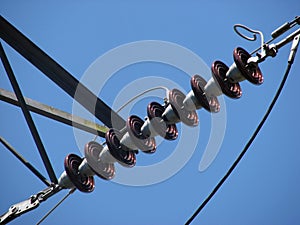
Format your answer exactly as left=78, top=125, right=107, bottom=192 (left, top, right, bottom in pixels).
left=234, top=24, right=257, bottom=41
left=234, top=24, right=265, bottom=54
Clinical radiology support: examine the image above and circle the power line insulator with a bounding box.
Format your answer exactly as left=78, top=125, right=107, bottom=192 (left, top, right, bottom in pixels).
left=145, top=102, right=178, bottom=140
left=183, top=75, right=220, bottom=113
left=126, top=115, right=157, bottom=153
left=105, top=129, right=136, bottom=167
left=61, top=154, right=95, bottom=193
left=84, top=141, right=115, bottom=180
left=211, top=61, right=242, bottom=98
left=164, top=89, right=199, bottom=127
left=233, top=47, right=264, bottom=85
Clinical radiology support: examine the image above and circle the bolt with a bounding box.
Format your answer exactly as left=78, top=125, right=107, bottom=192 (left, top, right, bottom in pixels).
left=10, top=205, right=18, bottom=214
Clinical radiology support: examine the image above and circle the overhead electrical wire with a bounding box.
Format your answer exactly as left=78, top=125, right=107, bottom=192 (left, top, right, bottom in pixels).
left=185, top=58, right=294, bottom=225
left=115, top=86, right=169, bottom=113
left=1, top=14, right=298, bottom=224
left=92, top=86, right=169, bottom=141
left=36, top=188, right=76, bottom=225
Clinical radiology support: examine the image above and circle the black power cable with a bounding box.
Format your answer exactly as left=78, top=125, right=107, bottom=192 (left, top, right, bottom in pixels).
left=185, top=61, right=293, bottom=225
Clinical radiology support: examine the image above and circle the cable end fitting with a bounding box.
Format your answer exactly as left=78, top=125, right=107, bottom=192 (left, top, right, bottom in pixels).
left=288, top=34, right=300, bottom=64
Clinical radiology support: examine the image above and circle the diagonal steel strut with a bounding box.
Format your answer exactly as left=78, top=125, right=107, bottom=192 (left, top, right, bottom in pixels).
left=0, top=136, right=51, bottom=186
left=0, top=43, right=58, bottom=184
left=0, top=15, right=126, bottom=130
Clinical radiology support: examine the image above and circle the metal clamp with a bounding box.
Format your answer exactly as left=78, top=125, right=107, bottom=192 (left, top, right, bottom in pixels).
left=0, top=184, right=61, bottom=224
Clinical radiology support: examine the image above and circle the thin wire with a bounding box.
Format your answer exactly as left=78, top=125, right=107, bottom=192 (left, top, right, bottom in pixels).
left=116, top=86, right=169, bottom=113
left=185, top=62, right=293, bottom=225
left=92, top=86, right=169, bottom=141
left=36, top=188, right=76, bottom=225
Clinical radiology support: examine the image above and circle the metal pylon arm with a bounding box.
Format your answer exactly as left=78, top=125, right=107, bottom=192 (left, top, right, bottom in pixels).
left=0, top=88, right=108, bottom=137
left=0, top=15, right=126, bottom=130
left=0, top=42, right=58, bottom=184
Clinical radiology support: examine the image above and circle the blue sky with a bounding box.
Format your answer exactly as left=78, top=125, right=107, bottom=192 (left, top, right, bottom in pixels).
left=1, top=1, right=300, bottom=225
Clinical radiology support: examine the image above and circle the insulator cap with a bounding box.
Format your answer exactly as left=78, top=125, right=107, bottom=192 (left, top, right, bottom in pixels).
left=64, top=154, right=95, bottom=193
left=147, top=102, right=178, bottom=140
left=126, top=115, right=157, bottom=153
left=211, top=61, right=242, bottom=99
left=233, top=47, right=263, bottom=85
left=191, top=75, right=220, bottom=113
left=168, top=89, right=198, bottom=126
left=105, top=129, right=136, bottom=167
left=84, top=141, right=115, bottom=180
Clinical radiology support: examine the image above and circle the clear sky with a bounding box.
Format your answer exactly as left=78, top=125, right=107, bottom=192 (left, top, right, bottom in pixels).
left=1, top=1, right=300, bottom=225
